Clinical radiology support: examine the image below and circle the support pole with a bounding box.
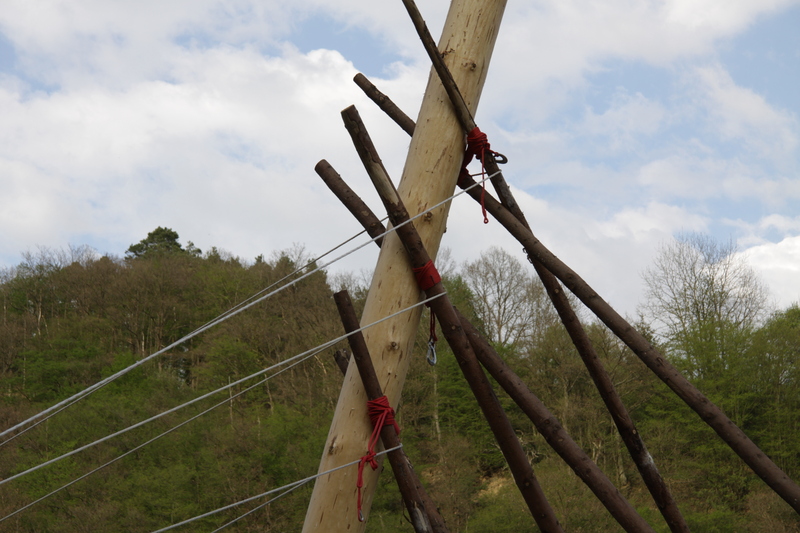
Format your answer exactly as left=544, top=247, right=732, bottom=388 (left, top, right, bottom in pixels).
left=456, top=308, right=655, bottom=532
left=353, top=73, right=688, bottom=529
left=333, top=290, right=449, bottom=533
left=303, top=2, right=507, bottom=530
left=353, top=127, right=565, bottom=532
left=458, top=175, right=800, bottom=514
left=316, top=160, right=387, bottom=247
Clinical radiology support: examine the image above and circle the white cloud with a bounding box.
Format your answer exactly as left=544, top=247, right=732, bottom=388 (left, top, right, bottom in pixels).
left=692, top=64, right=799, bottom=161
left=0, top=0, right=797, bottom=321
left=663, top=0, right=796, bottom=32
left=581, top=91, right=666, bottom=148
left=594, top=202, right=707, bottom=242
left=0, top=41, right=425, bottom=267
left=742, top=235, right=800, bottom=309
left=485, top=0, right=800, bottom=124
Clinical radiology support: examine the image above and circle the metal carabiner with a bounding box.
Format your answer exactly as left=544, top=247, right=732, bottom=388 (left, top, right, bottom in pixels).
left=492, top=151, right=508, bottom=164
left=426, top=339, right=437, bottom=366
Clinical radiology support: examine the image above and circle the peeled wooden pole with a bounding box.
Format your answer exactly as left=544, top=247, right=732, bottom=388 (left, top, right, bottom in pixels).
left=302, top=2, right=507, bottom=530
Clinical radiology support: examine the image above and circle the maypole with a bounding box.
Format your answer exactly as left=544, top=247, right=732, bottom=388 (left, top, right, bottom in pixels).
left=302, top=0, right=507, bottom=530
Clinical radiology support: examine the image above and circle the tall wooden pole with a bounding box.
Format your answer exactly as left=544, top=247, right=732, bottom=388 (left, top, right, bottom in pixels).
left=302, top=1, right=507, bottom=530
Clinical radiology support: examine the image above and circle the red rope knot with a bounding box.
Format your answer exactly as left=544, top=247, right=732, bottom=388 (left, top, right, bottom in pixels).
left=356, top=396, right=399, bottom=521
left=412, top=261, right=441, bottom=292
left=466, top=126, right=491, bottom=162
left=458, top=126, right=494, bottom=224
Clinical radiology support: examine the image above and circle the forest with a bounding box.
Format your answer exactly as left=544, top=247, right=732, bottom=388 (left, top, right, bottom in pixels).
left=0, top=227, right=798, bottom=532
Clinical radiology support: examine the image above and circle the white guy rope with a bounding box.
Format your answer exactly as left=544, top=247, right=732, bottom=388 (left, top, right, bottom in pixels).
left=0, top=292, right=446, bottom=488
left=151, top=445, right=404, bottom=533
left=0, top=347, right=315, bottom=524
left=1, top=173, right=494, bottom=442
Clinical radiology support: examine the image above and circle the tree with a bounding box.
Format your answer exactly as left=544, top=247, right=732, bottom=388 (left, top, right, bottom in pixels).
left=462, top=246, right=555, bottom=348
left=640, top=233, right=770, bottom=379
left=126, top=227, right=186, bottom=259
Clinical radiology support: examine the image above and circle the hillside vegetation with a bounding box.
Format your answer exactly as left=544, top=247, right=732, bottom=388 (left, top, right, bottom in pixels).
left=0, top=230, right=798, bottom=532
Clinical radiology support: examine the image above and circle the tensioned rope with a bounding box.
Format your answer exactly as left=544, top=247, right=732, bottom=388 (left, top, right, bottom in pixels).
left=0, top=222, right=382, bottom=446
left=0, top=343, right=319, bottom=524
left=152, top=445, right=404, bottom=533
left=1, top=172, right=497, bottom=443
left=210, top=483, right=305, bottom=533
left=0, top=292, right=445, bottom=490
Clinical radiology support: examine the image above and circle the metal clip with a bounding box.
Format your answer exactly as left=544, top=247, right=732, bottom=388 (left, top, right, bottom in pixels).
left=426, top=339, right=437, bottom=366
left=493, top=152, right=508, bottom=164
left=358, top=510, right=365, bottom=522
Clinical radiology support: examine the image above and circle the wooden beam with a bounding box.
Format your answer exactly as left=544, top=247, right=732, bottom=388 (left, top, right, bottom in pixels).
left=456, top=308, right=656, bottom=533
left=302, top=1, right=507, bottom=530
left=360, top=144, right=565, bottom=532
left=458, top=174, right=800, bottom=515
left=316, top=159, right=386, bottom=247
left=333, top=291, right=449, bottom=533
left=352, top=72, right=687, bottom=531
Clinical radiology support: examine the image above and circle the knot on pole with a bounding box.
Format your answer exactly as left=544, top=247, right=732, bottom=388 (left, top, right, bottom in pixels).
left=458, top=126, right=501, bottom=224
left=357, top=396, right=400, bottom=522
left=412, top=260, right=441, bottom=291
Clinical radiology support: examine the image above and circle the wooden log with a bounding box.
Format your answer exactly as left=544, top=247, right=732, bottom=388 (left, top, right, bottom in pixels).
left=316, top=159, right=386, bottom=247
left=534, top=269, right=689, bottom=533
left=333, top=291, right=449, bottom=533
left=354, top=72, right=417, bottom=135
left=302, top=2, right=507, bottom=530
left=456, top=308, right=656, bottom=533
left=355, top=132, right=565, bottom=532
left=401, top=0, right=524, bottom=218
left=458, top=175, right=800, bottom=515
left=352, top=71, right=685, bottom=531
left=354, top=73, right=416, bottom=136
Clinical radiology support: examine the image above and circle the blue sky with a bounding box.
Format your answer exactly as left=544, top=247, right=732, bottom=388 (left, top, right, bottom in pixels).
left=0, top=0, right=798, bottom=316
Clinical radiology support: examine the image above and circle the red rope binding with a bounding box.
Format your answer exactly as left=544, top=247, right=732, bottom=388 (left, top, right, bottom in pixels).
left=412, top=260, right=441, bottom=291
left=458, top=126, right=495, bottom=224
left=357, top=395, right=400, bottom=522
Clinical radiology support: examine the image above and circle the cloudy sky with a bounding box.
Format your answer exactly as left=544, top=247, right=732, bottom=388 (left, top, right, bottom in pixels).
left=1, top=0, right=798, bottom=316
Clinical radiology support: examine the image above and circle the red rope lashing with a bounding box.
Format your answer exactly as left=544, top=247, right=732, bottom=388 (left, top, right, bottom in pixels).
left=412, top=260, right=441, bottom=291
left=356, top=396, right=399, bottom=522
left=458, top=126, right=494, bottom=224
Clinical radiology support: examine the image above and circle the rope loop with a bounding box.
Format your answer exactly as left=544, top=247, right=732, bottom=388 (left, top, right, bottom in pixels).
left=356, top=396, right=399, bottom=521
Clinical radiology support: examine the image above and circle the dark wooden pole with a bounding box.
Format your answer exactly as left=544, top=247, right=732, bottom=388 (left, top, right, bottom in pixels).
left=316, top=159, right=387, bottom=247
left=341, top=104, right=565, bottom=533
left=458, top=175, right=800, bottom=514
left=384, top=195, right=566, bottom=533
left=400, top=0, right=525, bottom=218
left=333, top=291, right=449, bottom=533
left=455, top=307, right=658, bottom=532
left=354, top=72, right=417, bottom=136
left=352, top=72, right=688, bottom=530
left=354, top=73, right=416, bottom=136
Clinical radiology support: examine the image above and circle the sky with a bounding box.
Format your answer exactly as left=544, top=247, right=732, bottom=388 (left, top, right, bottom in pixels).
left=0, top=0, right=798, bottom=317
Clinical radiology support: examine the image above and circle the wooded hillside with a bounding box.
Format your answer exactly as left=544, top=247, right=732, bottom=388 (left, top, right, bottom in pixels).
left=0, top=230, right=798, bottom=532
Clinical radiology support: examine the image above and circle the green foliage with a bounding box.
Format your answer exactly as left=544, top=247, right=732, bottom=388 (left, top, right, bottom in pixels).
left=125, top=226, right=187, bottom=259
left=0, top=238, right=798, bottom=532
